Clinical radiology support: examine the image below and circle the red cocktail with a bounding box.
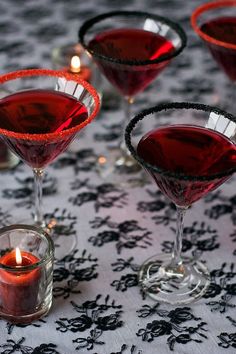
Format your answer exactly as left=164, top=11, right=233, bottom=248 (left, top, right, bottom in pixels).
left=88, top=28, right=175, bottom=97
left=0, top=89, right=89, bottom=168
left=191, top=1, right=236, bottom=107
left=79, top=11, right=186, bottom=183
left=138, top=125, right=235, bottom=206
left=125, top=102, right=236, bottom=304
left=0, top=69, right=100, bottom=247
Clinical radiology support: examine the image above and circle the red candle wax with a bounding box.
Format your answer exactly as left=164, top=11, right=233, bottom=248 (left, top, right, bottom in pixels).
left=0, top=249, right=40, bottom=316
left=67, top=66, right=92, bottom=81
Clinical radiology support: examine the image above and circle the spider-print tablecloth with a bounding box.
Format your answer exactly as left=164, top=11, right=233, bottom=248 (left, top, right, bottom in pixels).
left=0, top=0, right=235, bottom=353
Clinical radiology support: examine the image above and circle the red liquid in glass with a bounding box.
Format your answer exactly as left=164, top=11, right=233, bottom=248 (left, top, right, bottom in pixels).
left=137, top=125, right=236, bottom=207
left=89, top=28, right=175, bottom=96
left=0, top=89, right=88, bottom=168
left=200, top=17, right=236, bottom=81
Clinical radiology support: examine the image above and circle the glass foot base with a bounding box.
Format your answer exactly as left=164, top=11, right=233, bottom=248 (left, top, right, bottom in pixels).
left=48, top=228, right=77, bottom=260
left=96, top=148, right=150, bottom=188
left=42, top=219, right=78, bottom=260
left=139, top=253, right=210, bottom=305
left=17, top=218, right=77, bottom=260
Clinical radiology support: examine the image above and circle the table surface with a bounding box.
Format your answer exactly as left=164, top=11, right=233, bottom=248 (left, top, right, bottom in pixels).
left=0, top=0, right=236, bottom=353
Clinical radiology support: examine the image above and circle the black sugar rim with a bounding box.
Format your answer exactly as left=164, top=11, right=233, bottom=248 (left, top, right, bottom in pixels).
left=79, top=10, right=187, bottom=66
left=125, top=101, right=236, bottom=181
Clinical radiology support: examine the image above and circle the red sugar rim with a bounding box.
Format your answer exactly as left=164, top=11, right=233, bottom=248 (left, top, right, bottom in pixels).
left=191, top=0, right=236, bottom=51
left=0, top=68, right=100, bottom=141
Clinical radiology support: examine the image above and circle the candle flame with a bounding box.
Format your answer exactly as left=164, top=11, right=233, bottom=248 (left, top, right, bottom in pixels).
left=98, top=156, right=107, bottom=165
left=70, top=55, right=81, bottom=73
left=15, top=247, right=22, bottom=265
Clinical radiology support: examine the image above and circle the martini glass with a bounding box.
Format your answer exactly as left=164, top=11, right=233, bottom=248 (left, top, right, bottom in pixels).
left=191, top=0, right=236, bottom=111
left=0, top=69, right=100, bottom=254
left=125, top=102, right=236, bottom=304
left=79, top=11, right=186, bottom=183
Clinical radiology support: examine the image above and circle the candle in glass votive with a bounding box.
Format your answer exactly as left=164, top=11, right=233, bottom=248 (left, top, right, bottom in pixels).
left=0, top=247, right=40, bottom=316
left=0, top=90, right=19, bottom=170
left=0, top=225, right=53, bottom=324
left=52, top=43, right=93, bottom=82
left=69, top=55, right=92, bottom=81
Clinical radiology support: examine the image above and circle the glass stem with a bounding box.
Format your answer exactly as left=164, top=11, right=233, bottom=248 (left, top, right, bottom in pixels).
left=119, top=96, right=134, bottom=153
left=33, top=167, right=45, bottom=227
left=171, top=206, right=187, bottom=267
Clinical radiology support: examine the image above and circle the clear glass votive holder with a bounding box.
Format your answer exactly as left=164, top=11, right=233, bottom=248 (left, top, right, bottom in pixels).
left=51, top=43, right=101, bottom=88
left=0, top=89, right=19, bottom=170
left=0, top=224, right=54, bottom=324
left=52, top=43, right=119, bottom=120
left=0, top=140, right=19, bottom=169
